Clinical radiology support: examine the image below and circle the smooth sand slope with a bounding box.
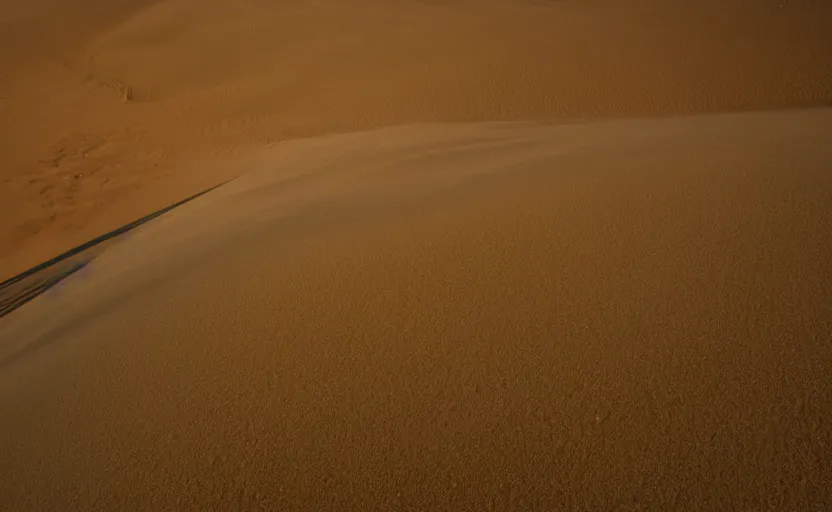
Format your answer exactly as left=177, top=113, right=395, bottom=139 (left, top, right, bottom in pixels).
left=2, top=109, right=832, bottom=509
left=2, top=0, right=832, bottom=279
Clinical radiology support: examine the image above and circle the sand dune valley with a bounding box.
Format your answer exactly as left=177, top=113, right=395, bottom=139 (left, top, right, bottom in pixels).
left=1, top=0, right=832, bottom=509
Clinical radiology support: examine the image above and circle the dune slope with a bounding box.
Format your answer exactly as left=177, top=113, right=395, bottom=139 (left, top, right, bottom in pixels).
left=1, top=110, right=831, bottom=510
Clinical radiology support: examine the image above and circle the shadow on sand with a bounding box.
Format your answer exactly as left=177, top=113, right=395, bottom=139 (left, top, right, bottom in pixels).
left=0, top=181, right=230, bottom=321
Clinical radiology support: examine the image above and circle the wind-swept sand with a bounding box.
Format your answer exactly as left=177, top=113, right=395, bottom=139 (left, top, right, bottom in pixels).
left=2, top=0, right=831, bottom=279
left=2, top=0, right=832, bottom=509
left=2, top=110, right=832, bottom=509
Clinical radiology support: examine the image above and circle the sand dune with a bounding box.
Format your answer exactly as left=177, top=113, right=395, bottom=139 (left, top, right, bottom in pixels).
left=2, top=0, right=831, bottom=279
left=2, top=109, right=832, bottom=509
left=2, top=0, right=832, bottom=509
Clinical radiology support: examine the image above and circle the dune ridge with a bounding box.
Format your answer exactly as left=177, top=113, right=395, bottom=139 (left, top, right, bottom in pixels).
left=2, top=0, right=832, bottom=280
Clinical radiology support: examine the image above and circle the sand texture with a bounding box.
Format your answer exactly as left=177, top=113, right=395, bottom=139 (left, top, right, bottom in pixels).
left=2, top=110, right=832, bottom=509
left=2, top=0, right=832, bottom=510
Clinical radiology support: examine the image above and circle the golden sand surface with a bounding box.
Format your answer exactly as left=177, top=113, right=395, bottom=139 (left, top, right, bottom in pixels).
left=1, top=1, right=831, bottom=509
left=2, top=110, right=831, bottom=509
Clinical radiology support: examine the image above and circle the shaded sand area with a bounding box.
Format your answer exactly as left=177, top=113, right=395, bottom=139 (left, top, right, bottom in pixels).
left=2, top=0, right=832, bottom=280
left=2, top=109, right=832, bottom=509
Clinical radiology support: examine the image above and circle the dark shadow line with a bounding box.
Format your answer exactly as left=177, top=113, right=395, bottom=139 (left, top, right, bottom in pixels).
left=0, top=263, right=88, bottom=318
left=1, top=181, right=230, bottom=292
left=0, top=180, right=232, bottom=320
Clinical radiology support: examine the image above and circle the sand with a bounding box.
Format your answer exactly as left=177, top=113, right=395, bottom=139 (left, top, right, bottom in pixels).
left=2, top=0, right=832, bottom=279
left=1, top=0, right=832, bottom=509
